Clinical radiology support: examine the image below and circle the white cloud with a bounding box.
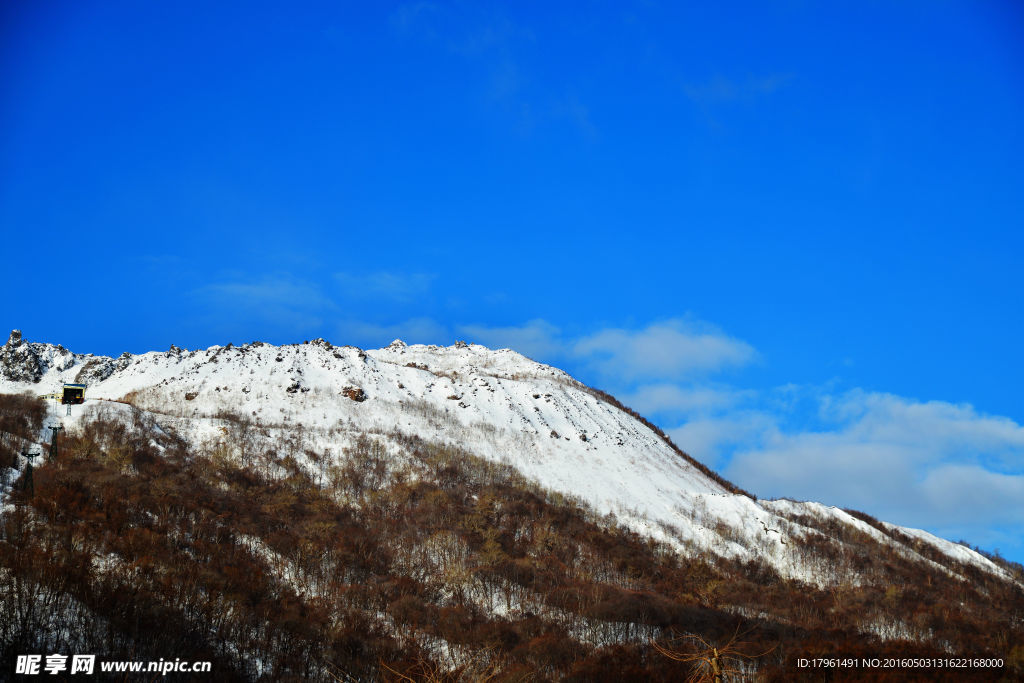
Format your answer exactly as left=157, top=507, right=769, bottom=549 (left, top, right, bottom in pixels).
left=720, top=391, right=1024, bottom=532
left=822, top=390, right=1024, bottom=460
left=624, top=384, right=747, bottom=416
left=456, top=319, right=562, bottom=360
left=452, top=318, right=757, bottom=381
left=728, top=437, right=920, bottom=510
left=573, top=319, right=756, bottom=381
left=667, top=412, right=779, bottom=469
left=333, top=271, right=435, bottom=302
left=920, top=465, right=1024, bottom=526
left=338, top=317, right=450, bottom=348
left=198, top=276, right=331, bottom=309
left=195, top=271, right=442, bottom=342
left=193, top=276, right=333, bottom=333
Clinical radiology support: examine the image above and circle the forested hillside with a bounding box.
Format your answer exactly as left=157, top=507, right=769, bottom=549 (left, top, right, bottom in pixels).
left=2, top=394, right=1021, bottom=681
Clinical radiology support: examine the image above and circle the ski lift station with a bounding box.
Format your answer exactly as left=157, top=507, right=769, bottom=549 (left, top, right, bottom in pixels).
left=61, top=383, right=86, bottom=405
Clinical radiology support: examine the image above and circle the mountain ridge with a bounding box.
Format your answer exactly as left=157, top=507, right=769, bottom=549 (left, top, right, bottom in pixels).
left=1, top=329, right=1013, bottom=589
left=3, top=329, right=1023, bottom=679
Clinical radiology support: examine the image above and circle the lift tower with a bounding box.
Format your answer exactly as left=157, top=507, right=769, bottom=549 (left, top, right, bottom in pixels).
left=20, top=451, right=40, bottom=498
left=48, top=424, right=64, bottom=463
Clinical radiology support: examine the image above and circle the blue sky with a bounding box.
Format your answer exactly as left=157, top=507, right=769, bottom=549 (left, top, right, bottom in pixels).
left=2, top=1, right=1022, bottom=562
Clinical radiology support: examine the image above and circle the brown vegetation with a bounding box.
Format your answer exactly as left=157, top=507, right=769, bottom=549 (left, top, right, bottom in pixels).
left=0, top=394, right=1020, bottom=681
left=0, top=393, right=46, bottom=490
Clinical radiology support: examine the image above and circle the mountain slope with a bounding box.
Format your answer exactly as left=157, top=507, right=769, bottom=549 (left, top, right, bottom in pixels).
left=0, top=330, right=1014, bottom=587
left=2, top=330, right=1022, bottom=679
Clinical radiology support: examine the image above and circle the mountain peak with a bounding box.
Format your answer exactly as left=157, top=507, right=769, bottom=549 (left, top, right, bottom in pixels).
left=0, top=332, right=1015, bottom=591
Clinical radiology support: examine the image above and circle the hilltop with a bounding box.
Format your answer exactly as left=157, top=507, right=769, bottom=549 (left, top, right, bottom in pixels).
left=1, top=330, right=1021, bottom=680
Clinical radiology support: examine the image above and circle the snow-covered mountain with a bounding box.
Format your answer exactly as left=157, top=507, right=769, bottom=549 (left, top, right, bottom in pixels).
left=0, top=329, right=1013, bottom=589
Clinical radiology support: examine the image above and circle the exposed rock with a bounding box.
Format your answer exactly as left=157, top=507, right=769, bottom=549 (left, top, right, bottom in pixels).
left=1, top=330, right=45, bottom=382
left=75, top=357, right=119, bottom=384
left=343, top=386, right=366, bottom=402
left=115, top=352, right=133, bottom=370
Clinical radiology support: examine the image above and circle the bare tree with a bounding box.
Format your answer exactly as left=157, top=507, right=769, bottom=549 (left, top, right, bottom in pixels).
left=378, top=647, right=506, bottom=683
left=651, top=623, right=775, bottom=683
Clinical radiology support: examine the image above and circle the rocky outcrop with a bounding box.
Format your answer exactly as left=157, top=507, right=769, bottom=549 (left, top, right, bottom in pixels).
left=74, top=357, right=119, bottom=385
left=2, top=329, right=121, bottom=385
left=342, top=385, right=366, bottom=402
left=2, top=330, right=48, bottom=383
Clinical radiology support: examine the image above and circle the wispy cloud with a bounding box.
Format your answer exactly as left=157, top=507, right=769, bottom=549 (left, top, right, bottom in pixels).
left=392, top=1, right=532, bottom=55
left=667, top=412, right=779, bottom=469
left=192, top=271, right=441, bottom=342
left=457, top=319, right=562, bottom=360
left=337, top=317, right=451, bottom=348
left=920, top=465, right=1024, bottom=526
left=333, top=270, right=435, bottom=303
left=553, top=94, right=598, bottom=140
left=573, top=319, right=756, bottom=381
left=198, top=276, right=331, bottom=308
left=192, top=275, right=334, bottom=334
left=624, top=383, right=748, bottom=416
left=391, top=1, right=441, bottom=37
left=819, top=390, right=1024, bottom=463
left=723, top=390, right=1024, bottom=532
left=683, top=73, right=794, bottom=105
left=453, top=317, right=756, bottom=380
left=390, top=2, right=595, bottom=139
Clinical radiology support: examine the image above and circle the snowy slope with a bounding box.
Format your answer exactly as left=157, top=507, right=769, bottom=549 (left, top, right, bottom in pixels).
left=0, top=330, right=1012, bottom=587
